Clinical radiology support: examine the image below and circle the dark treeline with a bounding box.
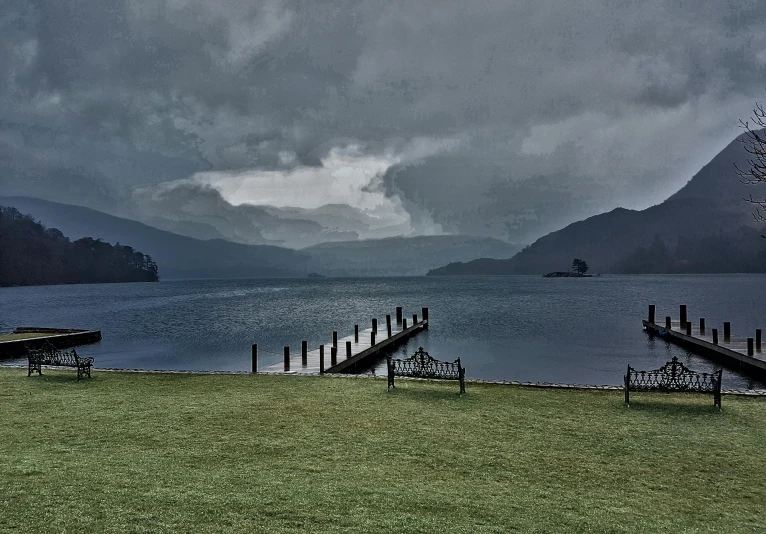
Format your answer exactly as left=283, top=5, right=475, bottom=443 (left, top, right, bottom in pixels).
left=0, top=206, right=159, bottom=287
left=611, top=227, right=766, bottom=274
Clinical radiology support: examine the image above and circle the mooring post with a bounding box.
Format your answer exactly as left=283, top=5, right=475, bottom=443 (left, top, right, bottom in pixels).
left=386, top=315, right=392, bottom=337
left=301, top=341, right=308, bottom=366
left=686, top=322, right=692, bottom=336
left=422, top=307, right=429, bottom=327
left=748, top=337, right=754, bottom=356
left=679, top=305, right=687, bottom=328
left=665, top=316, right=671, bottom=330
left=319, top=345, right=325, bottom=374
left=283, top=347, right=290, bottom=372
left=371, top=331, right=376, bottom=345
left=757, top=329, right=762, bottom=351
left=712, top=328, right=718, bottom=345
left=354, top=324, right=359, bottom=343
left=333, top=331, right=338, bottom=348
left=700, top=318, right=705, bottom=334
left=372, top=318, right=378, bottom=333
left=413, top=314, right=418, bottom=325
left=648, top=305, right=655, bottom=324
left=331, top=346, right=337, bottom=366
left=724, top=322, right=731, bottom=341
left=346, top=340, right=351, bottom=359
left=403, top=318, right=408, bottom=329
left=251, top=344, right=258, bottom=374
left=396, top=306, right=403, bottom=325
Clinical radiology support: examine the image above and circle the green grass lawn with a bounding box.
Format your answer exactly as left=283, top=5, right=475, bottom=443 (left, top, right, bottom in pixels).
left=0, top=332, right=51, bottom=341
left=1, top=369, right=764, bottom=534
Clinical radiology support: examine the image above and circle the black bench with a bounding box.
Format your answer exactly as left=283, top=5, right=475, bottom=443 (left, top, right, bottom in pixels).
left=624, top=356, right=722, bottom=408
left=27, top=343, right=94, bottom=379
left=387, top=347, right=465, bottom=393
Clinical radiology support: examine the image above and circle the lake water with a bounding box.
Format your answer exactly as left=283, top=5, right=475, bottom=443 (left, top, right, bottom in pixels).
left=2, top=275, right=765, bottom=389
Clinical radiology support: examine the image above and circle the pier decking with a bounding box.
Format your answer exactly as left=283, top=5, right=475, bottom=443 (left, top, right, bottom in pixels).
left=258, top=307, right=429, bottom=375
left=643, top=305, right=766, bottom=380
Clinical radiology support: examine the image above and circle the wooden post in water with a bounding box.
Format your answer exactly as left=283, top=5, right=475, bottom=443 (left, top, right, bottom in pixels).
left=331, top=346, right=337, bottom=366
left=319, top=345, right=325, bottom=374
left=699, top=318, right=705, bottom=334
left=665, top=316, right=671, bottom=330
left=386, top=315, right=392, bottom=337
left=333, top=331, right=338, bottom=348
left=354, top=324, right=359, bottom=343
left=413, top=314, right=418, bottom=325
left=403, top=318, right=408, bottom=329
left=748, top=337, right=754, bottom=356
left=712, top=329, right=718, bottom=345
left=648, top=305, right=655, bottom=324
left=283, top=347, right=290, bottom=372
left=396, top=306, right=403, bottom=325
left=346, top=341, right=352, bottom=359
left=686, top=322, right=692, bottom=336
left=251, top=344, right=258, bottom=374
left=724, top=322, right=731, bottom=341
left=679, top=305, right=687, bottom=328
left=371, top=331, right=376, bottom=345
left=302, top=341, right=308, bottom=366
left=372, top=318, right=378, bottom=334
left=757, top=329, right=762, bottom=351
left=422, top=307, right=429, bottom=327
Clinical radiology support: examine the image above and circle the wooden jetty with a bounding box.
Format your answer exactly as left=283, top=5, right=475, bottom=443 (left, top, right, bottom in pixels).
left=642, top=304, right=766, bottom=380
left=256, top=307, right=429, bottom=375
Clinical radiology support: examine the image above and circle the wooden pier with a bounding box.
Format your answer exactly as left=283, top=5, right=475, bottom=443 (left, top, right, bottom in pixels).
left=643, top=304, right=766, bottom=380
left=256, top=307, right=429, bottom=375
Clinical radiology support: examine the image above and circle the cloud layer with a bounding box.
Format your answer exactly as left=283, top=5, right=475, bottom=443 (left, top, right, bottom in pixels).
left=2, top=0, right=766, bottom=246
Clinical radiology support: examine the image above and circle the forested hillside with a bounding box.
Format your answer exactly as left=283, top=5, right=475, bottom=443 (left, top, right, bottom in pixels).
left=0, top=206, right=158, bottom=287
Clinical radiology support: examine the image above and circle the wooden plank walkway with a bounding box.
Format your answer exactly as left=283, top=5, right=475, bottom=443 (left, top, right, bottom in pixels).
left=643, top=308, right=766, bottom=380
left=259, top=314, right=428, bottom=375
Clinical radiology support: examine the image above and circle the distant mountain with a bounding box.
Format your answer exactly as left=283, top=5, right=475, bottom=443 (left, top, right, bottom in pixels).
left=428, top=132, right=766, bottom=275
left=0, top=196, right=523, bottom=278
left=302, top=235, right=522, bottom=276
left=0, top=197, right=310, bottom=279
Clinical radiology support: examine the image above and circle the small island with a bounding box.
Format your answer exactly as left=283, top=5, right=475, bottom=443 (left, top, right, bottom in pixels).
left=544, top=258, right=591, bottom=278
left=307, top=272, right=326, bottom=278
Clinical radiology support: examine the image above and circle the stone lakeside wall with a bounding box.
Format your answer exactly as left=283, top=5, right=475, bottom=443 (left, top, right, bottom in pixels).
left=0, top=330, right=102, bottom=359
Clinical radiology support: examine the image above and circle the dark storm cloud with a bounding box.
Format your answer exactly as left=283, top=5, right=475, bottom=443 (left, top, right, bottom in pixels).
left=2, top=0, right=766, bottom=246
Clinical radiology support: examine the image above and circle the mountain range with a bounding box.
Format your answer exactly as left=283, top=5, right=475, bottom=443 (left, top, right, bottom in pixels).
left=428, top=132, right=766, bottom=275
left=0, top=196, right=520, bottom=278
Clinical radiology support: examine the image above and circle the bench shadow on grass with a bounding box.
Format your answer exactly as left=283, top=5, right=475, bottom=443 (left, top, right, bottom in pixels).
left=26, top=373, right=94, bottom=385
left=625, top=398, right=721, bottom=416
left=385, top=384, right=466, bottom=402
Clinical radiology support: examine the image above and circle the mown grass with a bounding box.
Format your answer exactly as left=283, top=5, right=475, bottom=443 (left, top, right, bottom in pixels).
left=0, top=332, right=50, bottom=341
left=0, top=369, right=764, bottom=534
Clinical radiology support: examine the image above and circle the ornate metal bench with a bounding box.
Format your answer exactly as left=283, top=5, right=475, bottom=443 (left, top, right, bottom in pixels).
left=624, top=356, right=722, bottom=408
left=387, top=347, right=466, bottom=393
left=27, top=342, right=94, bottom=379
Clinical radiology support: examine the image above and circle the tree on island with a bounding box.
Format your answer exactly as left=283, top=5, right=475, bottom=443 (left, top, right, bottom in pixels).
left=735, top=102, right=766, bottom=226
left=571, top=258, right=589, bottom=275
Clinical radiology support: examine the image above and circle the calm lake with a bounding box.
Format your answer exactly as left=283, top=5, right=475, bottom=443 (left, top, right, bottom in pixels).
left=2, top=275, right=765, bottom=389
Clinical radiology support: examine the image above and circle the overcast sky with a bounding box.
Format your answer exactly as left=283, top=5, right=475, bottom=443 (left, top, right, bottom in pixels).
left=2, top=0, right=766, bottom=247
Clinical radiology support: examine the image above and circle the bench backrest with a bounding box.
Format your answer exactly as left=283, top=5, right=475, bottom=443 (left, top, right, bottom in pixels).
left=626, top=356, right=721, bottom=392
left=388, top=347, right=462, bottom=379
left=27, top=342, right=78, bottom=366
